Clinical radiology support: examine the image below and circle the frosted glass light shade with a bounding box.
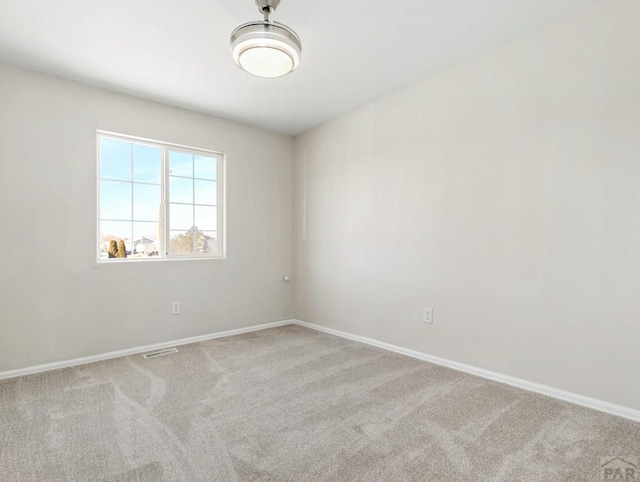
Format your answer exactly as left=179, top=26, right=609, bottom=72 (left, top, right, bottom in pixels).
left=239, top=47, right=293, bottom=78
left=231, top=21, right=301, bottom=78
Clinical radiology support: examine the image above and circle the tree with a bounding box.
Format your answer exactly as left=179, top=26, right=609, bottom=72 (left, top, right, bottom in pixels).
left=170, top=226, right=207, bottom=254
left=194, top=229, right=208, bottom=253
left=108, top=240, right=118, bottom=258
left=116, top=239, right=127, bottom=258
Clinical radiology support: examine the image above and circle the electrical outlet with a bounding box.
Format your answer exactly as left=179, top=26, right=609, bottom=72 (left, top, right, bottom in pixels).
left=171, top=301, right=181, bottom=315
left=423, top=307, right=433, bottom=324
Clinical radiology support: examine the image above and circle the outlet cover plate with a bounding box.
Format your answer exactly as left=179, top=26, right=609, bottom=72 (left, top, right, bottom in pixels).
left=423, top=307, right=433, bottom=324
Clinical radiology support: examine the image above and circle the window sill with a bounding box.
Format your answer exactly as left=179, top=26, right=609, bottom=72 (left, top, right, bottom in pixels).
left=96, top=256, right=227, bottom=265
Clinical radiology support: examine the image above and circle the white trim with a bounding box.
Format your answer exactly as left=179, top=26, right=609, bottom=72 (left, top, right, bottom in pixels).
left=0, top=319, right=295, bottom=381
left=292, top=319, right=640, bottom=423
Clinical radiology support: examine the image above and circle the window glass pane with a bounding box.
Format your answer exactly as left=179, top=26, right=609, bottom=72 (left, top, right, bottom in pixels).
left=195, top=205, right=217, bottom=231
left=169, top=230, right=193, bottom=254
left=194, top=180, right=216, bottom=206
left=170, top=203, right=194, bottom=230
left=169, top=176, right=193, bottom=204
left=99, top=221, right=132, bottom=259
left=100, top=221, right=132, bottom=241
left=100, top=180, right=131, bottom=220
left=133, top=222, right=160, bottom=258
left=194, top=155, right=217, bottom=180
left=169, top=151, right=192, bottom=177
left=133, top=144, right=162, bottom=184
left=133, top=183, right=161, bottom=221
left=200, top=231, right=219, bottom=255
left=100, top=138, right=131, bottom=181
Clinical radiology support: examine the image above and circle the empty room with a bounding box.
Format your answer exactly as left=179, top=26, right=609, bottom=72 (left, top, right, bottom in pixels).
left=1, top=0, right=639, bottom=480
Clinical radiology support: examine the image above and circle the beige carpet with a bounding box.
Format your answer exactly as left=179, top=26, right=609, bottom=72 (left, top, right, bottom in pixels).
left=1, top=325, right=639, bottom=481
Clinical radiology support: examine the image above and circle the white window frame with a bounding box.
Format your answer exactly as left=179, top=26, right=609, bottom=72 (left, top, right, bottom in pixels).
left=96, top=130, right=226, bottom=262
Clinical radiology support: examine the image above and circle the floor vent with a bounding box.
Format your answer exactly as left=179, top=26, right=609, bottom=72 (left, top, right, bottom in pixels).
left=142, top=348, right=178, bottom=359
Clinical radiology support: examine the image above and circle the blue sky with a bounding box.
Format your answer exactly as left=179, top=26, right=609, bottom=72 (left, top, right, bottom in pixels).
left=99, top=137, right=218, bottom=244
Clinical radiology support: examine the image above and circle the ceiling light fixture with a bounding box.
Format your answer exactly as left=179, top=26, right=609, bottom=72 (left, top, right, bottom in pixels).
left=230, top=0, right=302, bottom=79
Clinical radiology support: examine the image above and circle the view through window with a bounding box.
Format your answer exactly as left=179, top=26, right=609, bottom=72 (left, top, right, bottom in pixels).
left=98, top=132, right=224, bottom=260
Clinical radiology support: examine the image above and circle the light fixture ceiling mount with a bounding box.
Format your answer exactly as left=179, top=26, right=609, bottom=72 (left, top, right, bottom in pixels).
left=256, top=0, right=280, bottom=17
left=230, top=0, right=302, bottom=79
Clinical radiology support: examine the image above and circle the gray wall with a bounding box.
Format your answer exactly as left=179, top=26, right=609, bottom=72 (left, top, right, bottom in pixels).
left=0, top=64, right=294, bottom=371
left=294, top=0, right=640, bottom=410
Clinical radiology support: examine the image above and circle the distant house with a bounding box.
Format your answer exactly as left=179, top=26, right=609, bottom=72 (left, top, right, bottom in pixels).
left=133, top=237, right=158, bottom=255
left=202, top=234, right=218, bottom=255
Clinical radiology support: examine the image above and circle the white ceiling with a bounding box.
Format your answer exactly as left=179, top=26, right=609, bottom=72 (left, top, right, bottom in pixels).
left=0, top=0, right=599, bottom=135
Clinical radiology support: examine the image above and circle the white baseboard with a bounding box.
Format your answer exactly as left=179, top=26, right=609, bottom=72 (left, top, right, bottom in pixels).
left=292, top=319, right=640, bottom=423
left=0, top=319, right=295, bottom=381
left=3, top=317, right=638, bottom=423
